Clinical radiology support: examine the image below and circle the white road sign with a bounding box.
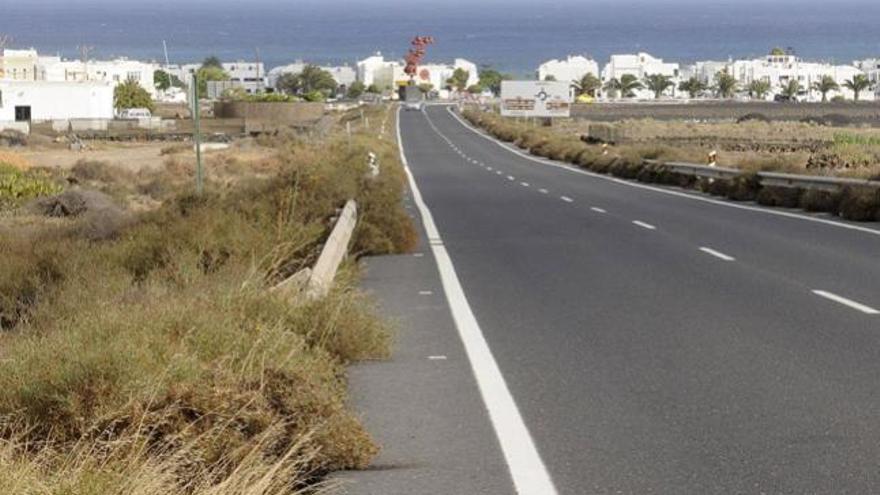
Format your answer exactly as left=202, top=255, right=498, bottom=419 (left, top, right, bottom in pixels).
left=500, top=81, right=572, bottom=118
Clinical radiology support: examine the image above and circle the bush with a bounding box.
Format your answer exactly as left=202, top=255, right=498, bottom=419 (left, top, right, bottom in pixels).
left=756, top=186, right=804, bottom=208
left=838, top=186, right=880, bottom=221
left=0, top=163, right=63, bottom=208
left=800, top=189, right=841, bottom=213
left=726, top=173, right=762, bottom=201
left=0, top=108, right=416, bottom=490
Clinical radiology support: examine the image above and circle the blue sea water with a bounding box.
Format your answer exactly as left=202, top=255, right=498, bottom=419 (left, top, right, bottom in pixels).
left=2, top=0, right=880, bottom=76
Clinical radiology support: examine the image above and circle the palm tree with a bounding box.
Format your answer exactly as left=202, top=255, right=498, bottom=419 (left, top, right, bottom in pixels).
left=747, top=80, right=771, bottom=100
left=678, top=77, right=707, bottom=99
left=713, top=70, right=738, bottom=99
left=812, top=75, right=839, bottom=102
left=780, top=79, right=801, bottom=100
left=644, top=74, right=674, bottom=99
left=605, top=74, right=643, bottom=99
left=572, top=73, right=602, bottom=98
left=844, top=74, right=871, bottom=101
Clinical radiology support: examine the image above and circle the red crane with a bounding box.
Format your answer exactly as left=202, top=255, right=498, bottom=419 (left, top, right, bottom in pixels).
left=404, top=36, right=434, bottom=84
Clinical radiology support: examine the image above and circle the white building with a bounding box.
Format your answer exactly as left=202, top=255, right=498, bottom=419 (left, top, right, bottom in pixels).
left=0, top=80, right=114, bottom=122
left=689, top=53, right=874, bottom=101
left=408, top=59, right=479, bottom=94
left=854, top=58, right=880, bottom=98
left=222, top=61, right=267, bottom=93
left=43, top=58, right=160, bottom=97
left=601, top=52, right=680, bottom=99
left=356, top=53, right=403, bottom=91
left=537, top=55, right=599, bottom=84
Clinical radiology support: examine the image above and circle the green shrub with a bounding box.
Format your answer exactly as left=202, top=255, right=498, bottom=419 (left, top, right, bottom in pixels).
left=0, top=163, right=63, bottom=208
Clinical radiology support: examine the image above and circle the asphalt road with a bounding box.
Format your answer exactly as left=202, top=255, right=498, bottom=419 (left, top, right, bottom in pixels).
left=393, top=104, right=880, bottom=494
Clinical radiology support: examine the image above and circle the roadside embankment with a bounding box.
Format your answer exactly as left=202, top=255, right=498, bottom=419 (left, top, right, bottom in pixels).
left=0, top=104, right=415, bottom=493
left=462, top=108, right=880, bottom=222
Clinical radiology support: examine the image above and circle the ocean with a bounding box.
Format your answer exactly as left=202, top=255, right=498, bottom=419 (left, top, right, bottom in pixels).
left=2, top=0, right=880, bottom=76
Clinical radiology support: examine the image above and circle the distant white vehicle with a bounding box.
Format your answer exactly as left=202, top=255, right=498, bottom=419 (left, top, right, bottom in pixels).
left=117, top=108, right=152, bottom=119
left=404, top=101, right=424, bottom=111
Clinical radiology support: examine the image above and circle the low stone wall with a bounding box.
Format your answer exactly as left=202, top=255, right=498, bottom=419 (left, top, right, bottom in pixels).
left=213, top=102, right=325, bottom=132
left=572, top=101, right=880, bottom=125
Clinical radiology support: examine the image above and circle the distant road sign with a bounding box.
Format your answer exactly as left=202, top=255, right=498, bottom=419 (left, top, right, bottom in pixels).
left=500, top=81, right=572, bottom=118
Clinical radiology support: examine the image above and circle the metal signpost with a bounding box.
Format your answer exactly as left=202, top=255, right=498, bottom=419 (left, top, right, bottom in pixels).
left=191, top=73, right=204, bottom=194
left=500, top=81, right=573, bottom=119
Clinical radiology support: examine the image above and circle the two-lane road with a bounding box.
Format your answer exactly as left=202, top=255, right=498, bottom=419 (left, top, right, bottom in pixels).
left=397, top=105, right=880, bottom=494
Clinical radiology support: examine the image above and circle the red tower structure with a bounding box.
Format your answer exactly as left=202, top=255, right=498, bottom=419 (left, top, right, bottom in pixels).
left=404, top=36, right=435, bottom=84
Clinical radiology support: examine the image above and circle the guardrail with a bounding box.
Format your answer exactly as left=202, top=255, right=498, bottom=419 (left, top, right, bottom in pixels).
left=644, top=159, right=880, bottom=192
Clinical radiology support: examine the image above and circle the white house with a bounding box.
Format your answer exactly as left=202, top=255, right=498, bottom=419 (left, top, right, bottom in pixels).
left=222, top=61, right=267, bottom=93
left=267, top=62, right=306, bottom=88
left=689, top=53, right=875, bottom=101
left=41, top=57, right=160, bottom=97
left=853, top=58, right=880, bottom=98
left=356, top=53, right=403, bottom=90
left=601, top=53, right=680, bottom=99
left=409, top=59, right=479, bottom=93
left=537, top=55, right=599, bottom=84
left=0, top=80, right=114, bottom=122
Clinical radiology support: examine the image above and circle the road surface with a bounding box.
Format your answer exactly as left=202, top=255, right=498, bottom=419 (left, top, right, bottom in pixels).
left=352, top=105, right=880, bottom=494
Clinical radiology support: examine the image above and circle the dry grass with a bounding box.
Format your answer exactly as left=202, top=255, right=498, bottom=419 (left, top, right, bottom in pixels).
left=464, top=108, right=880, bottom=221
left=0, top=104, right=414, bottom=492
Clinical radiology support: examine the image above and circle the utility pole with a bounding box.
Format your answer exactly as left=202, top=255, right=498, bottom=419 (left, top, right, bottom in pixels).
left=192, top=72, right=204, bottom=194
left=78, top=44, right=94, bottom=81
left=255, top=47, right=263, bottom=93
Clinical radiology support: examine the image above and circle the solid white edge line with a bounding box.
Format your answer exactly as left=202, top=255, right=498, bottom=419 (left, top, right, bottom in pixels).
left=397, top=107, right=559, bottom=494
left=445, top=106, right=880, bottom=238
left=633, top=220, right=657, bottom=230
left=699, top=247, right=736, bottom=261
left=812, top=290, right=880, bottom=315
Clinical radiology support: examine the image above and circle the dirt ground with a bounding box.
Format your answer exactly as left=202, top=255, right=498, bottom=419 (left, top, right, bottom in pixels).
left=16, top=142, right=181, bottom=172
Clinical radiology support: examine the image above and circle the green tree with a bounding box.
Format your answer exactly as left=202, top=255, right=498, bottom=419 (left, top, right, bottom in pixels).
left=573, top=73, right=602, bottom=97
left=543, top=74, right=557, bottom=82
left=844, top=74, right=871, bottom=101
left=366, top=84, right=380, bottom=94
left=196, top=65, right=230, bottom=99
left=446, top=68, right=470, bottom=92
left=276, top=65, right=337, bottom=97
left=478, top=68, right=509, bottom=96
left=644, top=73, right=674, bottom=99
left=812, top=75, right=839, bottom=102
left=417, top=83, right=434, bottom=95
left=713, top=70, right=738, bottom=98
left=678, top=77, right=707, bottom=98
left=747, top=79, right=772, bottom=100
left=202, top=55, right=223, bottom=69
left=780, top=79, right=801, bottom=100
left=114, top=78, right=154, bottom=111
left=604, top=74, right=643, bottom=99
left=346, top=80, right=366, bottom=99
left=153, top=69, right=184, bottom=92
left=154, top=70, right=171, bottom=91
left=769, top=47, right=787, bottom=56
left=467, top=84, right=483, bottom=94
